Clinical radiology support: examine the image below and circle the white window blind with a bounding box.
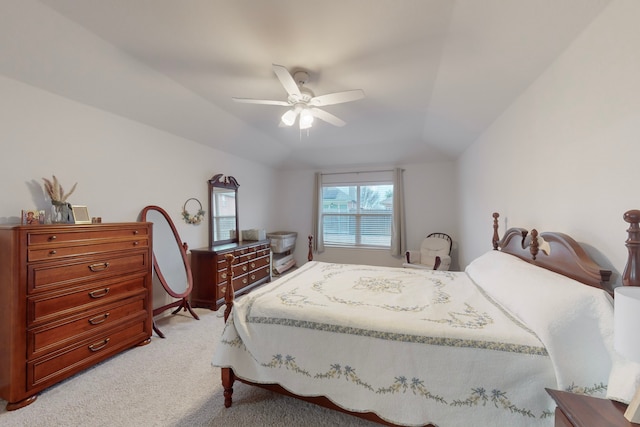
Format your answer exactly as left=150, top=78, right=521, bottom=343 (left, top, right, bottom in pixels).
left=321, top=171, right=393, bottom=248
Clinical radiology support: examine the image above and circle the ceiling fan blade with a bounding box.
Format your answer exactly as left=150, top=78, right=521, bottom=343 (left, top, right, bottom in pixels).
left=272, top=64, right=302, bottom=99
left=309, top=89, right=365, bottom=107
left=232, top=97, right=289, bottom=106
left=310, top=108, right=346, bottom=127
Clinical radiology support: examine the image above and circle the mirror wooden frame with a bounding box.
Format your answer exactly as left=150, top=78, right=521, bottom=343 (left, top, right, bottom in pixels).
left=141, top=205, right=199, bottom=338
left=208, top=174, right=240, bottom=246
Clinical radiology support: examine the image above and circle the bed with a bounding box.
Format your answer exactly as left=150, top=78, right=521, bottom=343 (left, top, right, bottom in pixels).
left=212, top=212, right=636, bottom=426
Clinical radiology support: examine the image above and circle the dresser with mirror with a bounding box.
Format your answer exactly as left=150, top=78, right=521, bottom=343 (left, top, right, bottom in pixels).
left=190, top=174, right=271, bottom=310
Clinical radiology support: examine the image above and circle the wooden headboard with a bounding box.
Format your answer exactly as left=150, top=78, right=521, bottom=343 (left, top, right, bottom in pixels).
left=306, top=211, right=634, bottom=293
left=491, top=212, right=612, bottom=292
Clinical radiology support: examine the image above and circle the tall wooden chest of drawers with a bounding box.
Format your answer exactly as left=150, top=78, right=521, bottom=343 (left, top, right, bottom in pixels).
left=190, top=240, right=271, bottom=310
left=0, top=223, right=153, bottom=410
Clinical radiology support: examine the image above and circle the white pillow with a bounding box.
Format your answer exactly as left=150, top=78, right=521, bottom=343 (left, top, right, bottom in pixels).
left=466, top=250, right=615, bottom=397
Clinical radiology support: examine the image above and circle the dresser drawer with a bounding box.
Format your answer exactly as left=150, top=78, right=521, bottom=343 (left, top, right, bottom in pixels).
left=28, top=250, right=150, bottom=293
left=248, top=255, right=269, bottom=271
left=28, top=238, right=149, bottom=262
left=216, top=254, right=234, bottom=270
left=233, top=261, right=249, bottom=277
left=190, top=239, right=270, bottom=311
left=27, top=318, right=148, bottom=390
left=232, top=273, right=249, bottom=290
left=28, top=297, right=146, bottom=358
left=27, top=226, right=149, bottom=246
left=234, top=246, right=252, bottom=256
left=238, top=252, right=255, bottom=263
left=249, top=266, right=270, bottom=284
left=216, top=267, right=230, bottom=285
left=218, top=282, right=228, bottom=298
left=28, top=275, right=147, bottom=325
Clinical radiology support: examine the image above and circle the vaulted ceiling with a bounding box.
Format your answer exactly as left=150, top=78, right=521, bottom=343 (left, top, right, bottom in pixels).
left=3, top=1, right=611, bottom=169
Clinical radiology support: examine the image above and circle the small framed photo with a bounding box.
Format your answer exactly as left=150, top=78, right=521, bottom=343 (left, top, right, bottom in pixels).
left=71, top=205, right=91, bottom=224
left=22, top=209, right=44, bottom=225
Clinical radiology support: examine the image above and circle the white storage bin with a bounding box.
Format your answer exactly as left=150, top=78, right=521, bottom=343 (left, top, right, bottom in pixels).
left=267, top=231, right=297, bottom=253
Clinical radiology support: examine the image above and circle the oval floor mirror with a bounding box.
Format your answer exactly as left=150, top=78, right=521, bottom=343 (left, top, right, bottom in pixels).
left=141, top=205, right=199, bottom=338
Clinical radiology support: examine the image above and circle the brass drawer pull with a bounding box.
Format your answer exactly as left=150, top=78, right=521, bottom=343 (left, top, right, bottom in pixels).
left=88, top=312, right=110, bottom=325
left=242, top=278, right=248, bottom=284
left=89, top=262, right=110, bottom=272
left=49, top=250, right=57, bottom=255
left=251, top=274, right=255, bottom=280
left=133, top=241, right=139, bottom=246
left=242, top=265, right=248, bottom=272
left=48, top=235, right=57, bottom=241
left=88, top=338, right=110, bottom=352
left=89, top=288, right=110, bottom=298
left=250, top=262, right=255, bottom=268
left=133, top=230, right=139, bottom=235
left=221, top=273, right=227, bottom=279
left=220, top=286, right=226, bottom=294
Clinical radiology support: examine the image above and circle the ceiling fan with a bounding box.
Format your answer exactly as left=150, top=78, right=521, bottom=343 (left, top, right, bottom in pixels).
left=232, top=64, right=365, bottom=130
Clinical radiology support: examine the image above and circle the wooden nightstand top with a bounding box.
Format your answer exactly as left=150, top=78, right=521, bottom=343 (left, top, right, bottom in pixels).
left=546, top=389, right=635, bottom=427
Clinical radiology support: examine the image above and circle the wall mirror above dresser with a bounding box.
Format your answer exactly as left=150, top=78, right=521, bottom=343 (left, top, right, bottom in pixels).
left=209, top=174, right=239, bottom=246
left=141, top=205, right=199, bottom=338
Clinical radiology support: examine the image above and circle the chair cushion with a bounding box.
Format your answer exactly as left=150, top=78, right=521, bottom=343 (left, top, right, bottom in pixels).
left=420, top=237, right=450, bottom=260
left=419, top=254, right=438, bottom=268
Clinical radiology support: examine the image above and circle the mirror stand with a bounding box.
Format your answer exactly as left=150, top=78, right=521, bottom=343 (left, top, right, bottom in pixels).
left=153, top=301, right=200, bottom=339
left=141, top=205, right=199, bottom=338
left=151, top=240, right=200, bottom=338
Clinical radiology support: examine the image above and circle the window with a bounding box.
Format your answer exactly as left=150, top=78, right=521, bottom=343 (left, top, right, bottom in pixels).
left=321, top=181, right=393, bottom=248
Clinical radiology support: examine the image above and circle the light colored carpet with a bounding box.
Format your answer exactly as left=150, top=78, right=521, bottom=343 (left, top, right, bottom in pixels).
left=0, top=308, right=376, bottom=427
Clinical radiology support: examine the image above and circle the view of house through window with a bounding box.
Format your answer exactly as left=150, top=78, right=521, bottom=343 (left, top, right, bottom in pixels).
left=322, top=183, right=393, bottom=247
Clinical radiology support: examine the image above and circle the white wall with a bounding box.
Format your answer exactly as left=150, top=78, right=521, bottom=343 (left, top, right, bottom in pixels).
left=276, top=162, right=458, bottom=269
left=0, top=74, right=279, bottom=308
left=457, top=0, right=640, bottom=285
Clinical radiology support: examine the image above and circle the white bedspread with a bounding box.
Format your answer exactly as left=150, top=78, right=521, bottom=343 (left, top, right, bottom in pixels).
left=213, top=253, right=614, bottom=426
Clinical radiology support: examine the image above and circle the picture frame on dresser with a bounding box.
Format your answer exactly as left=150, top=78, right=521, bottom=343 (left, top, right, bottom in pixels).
left=21, top=209, right=44, bottom=225
left=71, top=205, right=91, bottom=224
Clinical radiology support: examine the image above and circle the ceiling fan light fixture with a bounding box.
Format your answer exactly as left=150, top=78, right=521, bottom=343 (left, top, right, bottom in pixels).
left=281, top=109, right=297, bottom=126
left=299, top=108, right=314, bottom=130
left=233, top=64, right=365, bottom=130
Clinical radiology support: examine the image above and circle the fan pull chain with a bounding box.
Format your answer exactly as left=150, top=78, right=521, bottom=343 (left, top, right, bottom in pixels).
left=299, top=128, right=311, bottom=141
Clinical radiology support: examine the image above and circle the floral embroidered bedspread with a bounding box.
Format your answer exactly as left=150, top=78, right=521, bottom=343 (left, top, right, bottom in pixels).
left=212, top=261, right=595, bottom=426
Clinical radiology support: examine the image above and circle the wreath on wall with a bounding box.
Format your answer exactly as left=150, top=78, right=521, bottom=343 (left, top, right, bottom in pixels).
left=182, top=198, right=205, bottom=225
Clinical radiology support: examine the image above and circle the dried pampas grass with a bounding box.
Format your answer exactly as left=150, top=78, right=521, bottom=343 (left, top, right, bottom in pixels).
left=42, top=175, right=77, bottom=203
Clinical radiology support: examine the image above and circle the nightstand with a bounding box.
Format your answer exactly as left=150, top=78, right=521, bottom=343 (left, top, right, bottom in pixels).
left=546, top=388, right=635, bottom=427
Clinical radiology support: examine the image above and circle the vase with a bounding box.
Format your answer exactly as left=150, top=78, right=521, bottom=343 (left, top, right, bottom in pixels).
left=51, top=202, right=72, bottom=223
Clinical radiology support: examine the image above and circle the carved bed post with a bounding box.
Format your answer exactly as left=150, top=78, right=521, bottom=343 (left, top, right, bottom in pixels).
left=308, top=235, right=314, bottom=262
left=223, top=254, right=235, bottom=321
left=492, top=212, right=500, bottom=250
left=222, top=253, right=236, bottom=407
left=530, top=229, right=539, bottom=260
left=623, top=210, right=640, bottom=287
